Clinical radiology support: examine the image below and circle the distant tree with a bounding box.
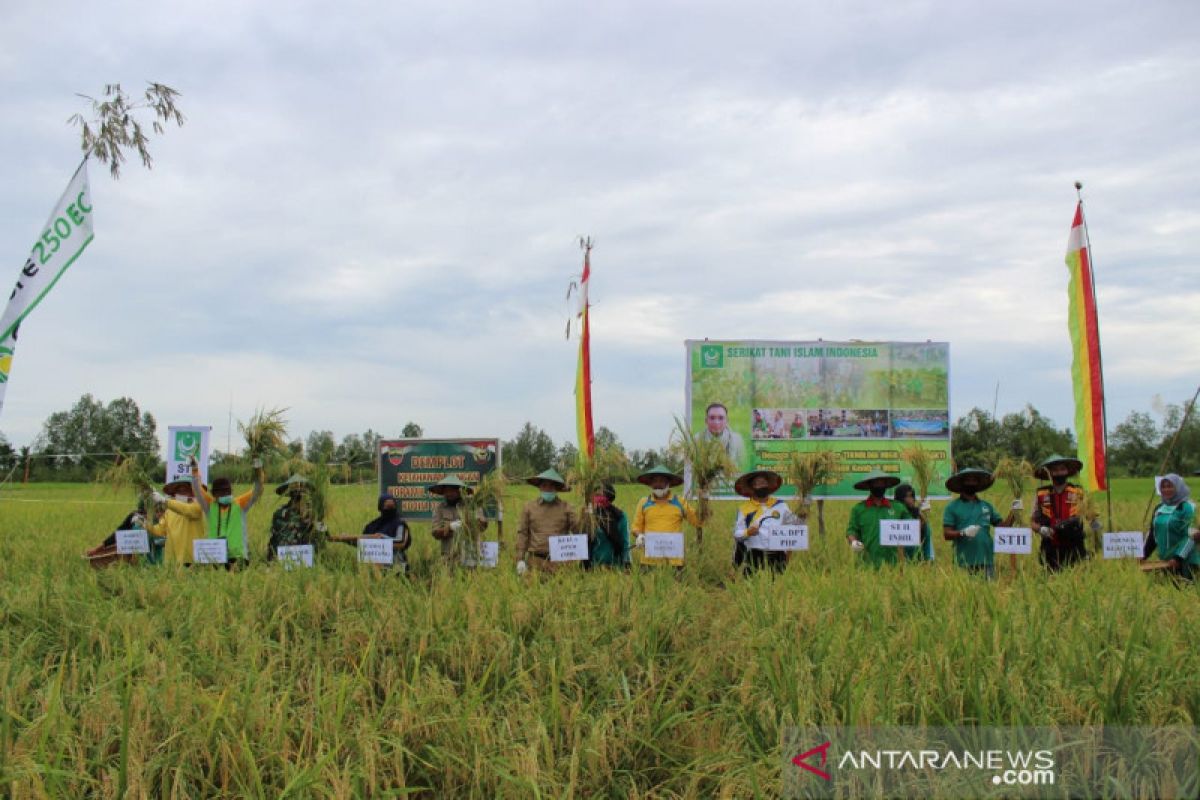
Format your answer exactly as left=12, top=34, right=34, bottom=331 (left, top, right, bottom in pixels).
left=502, top=422, right=556, bottom=478
left=951, top=405, right=1074, bottom=471
left=37, top=394, right=158, bottom=477
left=554, top=441, right=579, bottom=475
left=0, top=432, right=15, bottom=472
left=1157, top=401, right=1200, bottom=476
left=305, top=430, right=336, bottom=464
left=1108, top=411, right=1160, bottom=477
left=401, top=421, right=423, bottom=438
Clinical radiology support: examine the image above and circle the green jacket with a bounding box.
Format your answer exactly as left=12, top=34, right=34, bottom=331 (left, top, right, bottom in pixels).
left=847, top=499, right=903, bottom=566
left=943, top=497, right=1002, bottom=568
left=895, top=503, right=934, bottom=561
left=589, top=509, right=630, bottom=567
left=1150, top=501, right=1197, bottom=564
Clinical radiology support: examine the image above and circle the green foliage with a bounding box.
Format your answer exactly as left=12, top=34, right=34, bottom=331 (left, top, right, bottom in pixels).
left=401, top=421, right=423, bottom=438
left=951, top=405, right=1075, bottom=471
left=36, top=394, right=160, bottom=480
left=502, top=422, right=557, bottom=478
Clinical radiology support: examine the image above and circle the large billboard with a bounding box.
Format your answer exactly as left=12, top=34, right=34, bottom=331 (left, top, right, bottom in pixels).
left=378, top=438, right=500, bottom=519
left=686, top=340, right=952, bottom=498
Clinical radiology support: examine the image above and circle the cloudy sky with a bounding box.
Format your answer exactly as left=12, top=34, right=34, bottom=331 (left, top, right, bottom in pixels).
left=1, top=0, right=1197, bottom=455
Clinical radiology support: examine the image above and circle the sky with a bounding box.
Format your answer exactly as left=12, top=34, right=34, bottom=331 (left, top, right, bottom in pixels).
left=0, top=0, right=1198, bottom=456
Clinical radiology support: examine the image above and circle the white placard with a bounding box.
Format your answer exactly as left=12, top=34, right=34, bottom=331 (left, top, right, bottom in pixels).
left=994, top=527, right=1033, bottom=555
left=766, top=524, right=809, bottom=551
left=167, top=425, right=212, bottom=486
left=1104, top=531, right=1144, bottom=559
left=549, top=534, right=589, bottom=562
left=463, top=541, right=500, bottom=568
left=358, top=537, right=394, bottom=564
left=115, top=529, right=149, bottom=555
left=880, top=519, right=921, bottom=547
left=644, top=532, right=685, bottom=560
left=193, top=538, right=228, bottom=564
left=277, top=544, right=314, bottom=568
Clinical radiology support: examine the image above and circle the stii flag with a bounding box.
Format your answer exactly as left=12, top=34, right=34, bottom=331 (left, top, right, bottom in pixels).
left=0, top=160, right=95, bottom=417
left=1064, top=201, right=1107, bottom=491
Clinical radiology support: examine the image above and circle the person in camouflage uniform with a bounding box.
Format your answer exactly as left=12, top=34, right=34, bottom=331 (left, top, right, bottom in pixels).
left=267, top=475, right=327, bottom=559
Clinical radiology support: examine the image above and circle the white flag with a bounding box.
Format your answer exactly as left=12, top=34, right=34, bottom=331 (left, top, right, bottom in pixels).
left=0, top=160, right=95, bottom=416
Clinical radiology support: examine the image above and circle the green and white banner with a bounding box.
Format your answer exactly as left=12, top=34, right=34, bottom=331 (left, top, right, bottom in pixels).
left=167, top=426, right=211, bottom=487
left=0, top=160, right=95, bottom=417
left=686, top=340, right=953, bottom=498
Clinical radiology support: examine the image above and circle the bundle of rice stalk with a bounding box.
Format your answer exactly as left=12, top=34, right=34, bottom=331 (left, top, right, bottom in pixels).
left=784, top=450, right=840, bottom=519
left=456, top=470, right=508, bottom=563
left=668, top=416, right=734, bottom=530
left=567, top=445, right=630, bottom=535
left=97, top=451, right=159, bottom=525
left=899, top=446, right=937, bottom=502
left=993, top=457, right=1033, bottom=524
left=239, top=407, right=289, bottom=464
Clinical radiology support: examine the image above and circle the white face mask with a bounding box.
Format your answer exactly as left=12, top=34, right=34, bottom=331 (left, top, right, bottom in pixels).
left=652, top=487, right=669, bottom=498
left=175, top=494, right=190, bottom=502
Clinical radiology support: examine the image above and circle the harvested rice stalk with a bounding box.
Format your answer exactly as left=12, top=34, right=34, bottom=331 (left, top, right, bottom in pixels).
left=567, top=446, right=630, bottom=536
left=668, top=416, right=735, bottom=540
left=97, top=451, right=159, bottom=526
left=457, top=470, right=509, bottom=563
left=899, top=446, right=938, bottom=502
left=239, top=407, right=289, bottom=465
left=784, top=450, right=840, bottom=520
left=994, top=457, right=1033, bottom=524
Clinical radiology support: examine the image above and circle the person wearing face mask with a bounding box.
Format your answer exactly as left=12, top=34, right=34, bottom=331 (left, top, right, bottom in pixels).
left=846, top=471, right=903, bottom=566
left=360, top=493, right=412, bottom=574
left=630, top=465, right=698, bottom=569
left=267, top=475, right=327, bottom=560
left=429, top=475, right=488, bottom=565
left=892, top=483, right=933, bottom=562
left=190, top=457, right=264, bottom=569
left=145, top=477, right=206, bottom=565
left=942, top=468, right=1017, bottom=578
left=1030, top=454, right=1093, bottom=571
left=516, top=468, right=578, bottom=575
left=732, top=469, right=796, bottom=574
left=1142, top=474, right=1198, bottom=580
left=588, top=483, right=630, bottom=569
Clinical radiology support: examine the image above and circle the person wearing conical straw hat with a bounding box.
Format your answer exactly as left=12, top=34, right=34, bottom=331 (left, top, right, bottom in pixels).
left=941, top=467, right=1016, bottom=579
left=732, top=469, right=797, bottom=574
left=144, top=476, right=206, bottom=565
left=429, top=475, right=488, bottom=565
left=516, top=468, right=578, bottom=575
left=845, top=471, right=904, bottom=567
left=630, top=465, right=698, bottom=569
left=1030, top=454, right=1092, bottom=572
left=267, top=475, right=327, bottom=560
left=1141, top=474, right=1198, bottom=581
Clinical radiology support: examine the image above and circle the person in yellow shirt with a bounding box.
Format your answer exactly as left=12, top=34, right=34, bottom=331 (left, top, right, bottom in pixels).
left=145, top=478, right=207, bottom=565
left=630, top=465, right=699, bottom=569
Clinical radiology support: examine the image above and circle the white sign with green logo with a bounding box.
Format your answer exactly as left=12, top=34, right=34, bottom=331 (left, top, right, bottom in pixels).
left=167, top=425, right=211, bottom=486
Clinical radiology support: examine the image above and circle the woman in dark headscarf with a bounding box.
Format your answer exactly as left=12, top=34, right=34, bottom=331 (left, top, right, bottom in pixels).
left=361, top=493, right=412, bottom=574
left=1143, top=474, right=1198, bottom=580
left=588, top=483, right=630, bottom=569
left=893, top=483, right=933, bottom=562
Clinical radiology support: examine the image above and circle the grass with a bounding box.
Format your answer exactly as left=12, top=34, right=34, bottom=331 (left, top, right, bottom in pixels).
left=0, top=477, right=1196, bottom=797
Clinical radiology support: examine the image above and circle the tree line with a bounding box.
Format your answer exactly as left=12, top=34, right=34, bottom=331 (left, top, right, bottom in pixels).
left=0, top=394, right=1195, bottom=483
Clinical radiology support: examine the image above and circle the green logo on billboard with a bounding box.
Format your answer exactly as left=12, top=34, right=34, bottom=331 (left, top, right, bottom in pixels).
left=699, top=344, right=723, bottom=369
left=174, top=431, right=201, bottom=460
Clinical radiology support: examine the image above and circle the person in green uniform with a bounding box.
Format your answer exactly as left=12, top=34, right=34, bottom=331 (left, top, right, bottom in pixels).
left=1141, top=474, right=1198, bottom=581
left=846, top=471, right=903, bottom=566
left=941, top=468, right=1017, bottom=578
left=893, top=482, right=933, bottom=561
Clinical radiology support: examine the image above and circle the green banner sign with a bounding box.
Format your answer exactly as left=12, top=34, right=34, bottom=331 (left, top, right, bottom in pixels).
left=378, top=438, right=500, bottom=519
left=686, top=340, right=952, bottom=498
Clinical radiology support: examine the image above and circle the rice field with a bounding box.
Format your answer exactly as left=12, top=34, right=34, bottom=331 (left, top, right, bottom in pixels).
left=0, top=477, right=1196, bottom=798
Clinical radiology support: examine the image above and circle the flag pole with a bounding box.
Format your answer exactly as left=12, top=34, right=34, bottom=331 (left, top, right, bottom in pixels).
left=1075, top=181, right=1114, bottom=537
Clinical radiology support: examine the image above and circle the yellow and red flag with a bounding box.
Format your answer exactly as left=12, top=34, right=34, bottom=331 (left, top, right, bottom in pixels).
left=1064, top=202, right=1107, bottom=491
left=574, top=243, right=594, bottom=460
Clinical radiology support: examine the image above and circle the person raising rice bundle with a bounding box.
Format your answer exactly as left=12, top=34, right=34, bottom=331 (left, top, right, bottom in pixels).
left=630, top=465, right=698, bottom=569
left=190, top=456, right=264, bottom=569
left=1030, top=454, right=1094, bottom=571
left=731, top=469, right=796, bottom=574
left=845, top=470, right=903, bottom=566
left=1142, top=474, right=1198, bottom=581
left=429, top=475, right=487, bottom=566
left=145, top=475, right=207, bottom=565
left=516, top=468, right=578, bottom=575
left=941, top=467, right=1019, bottom=579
